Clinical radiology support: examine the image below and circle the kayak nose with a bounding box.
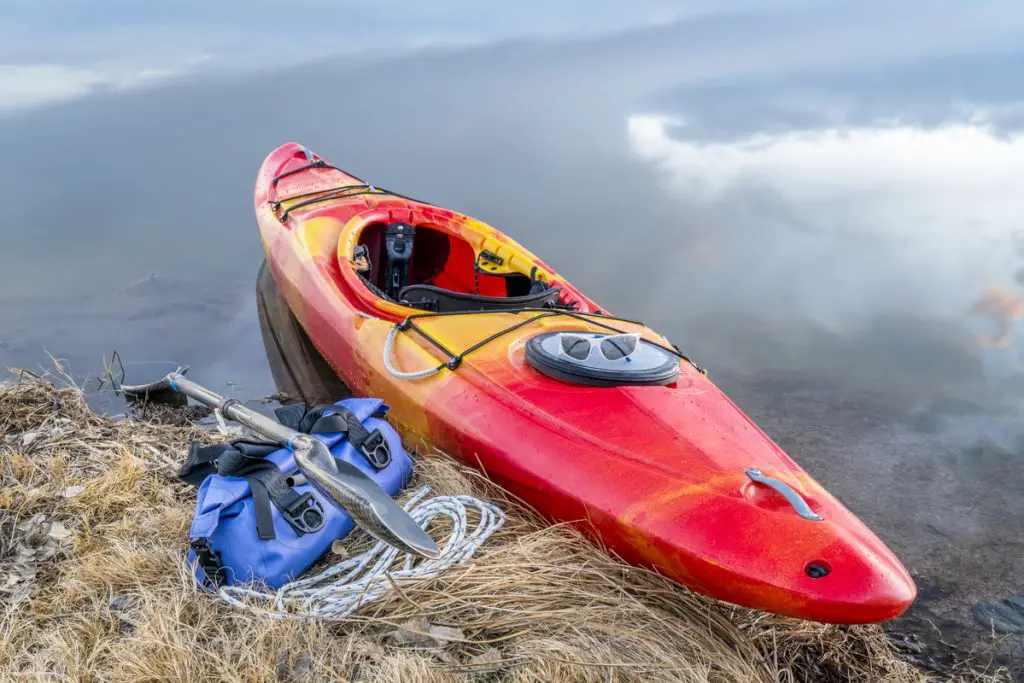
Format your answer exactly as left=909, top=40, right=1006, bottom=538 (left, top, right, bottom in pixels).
left=739, top=503, right=916, bottom=622
left=633, top=477, right=917, bottom=624
left=729, top=470, right=916, bottom=622
left=693, top=517, right=917, bottom=624
left=783, top=538, right=917, bottom=623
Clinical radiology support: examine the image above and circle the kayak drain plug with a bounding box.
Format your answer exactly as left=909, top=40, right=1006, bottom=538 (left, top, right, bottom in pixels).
left=805, top=561, right=831, bottom=579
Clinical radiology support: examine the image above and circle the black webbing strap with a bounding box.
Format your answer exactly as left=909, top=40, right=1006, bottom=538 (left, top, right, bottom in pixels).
left=180, top=439, right=278, bottom=485
left=190, top=538, right=226, bottom=588
left=273, top=404, right=391, bottom=470
left=180, top=441, right=325, bottom=540
left=217, top=444, right=325, bottom=540
left=314, top=408, right=391, bottom=470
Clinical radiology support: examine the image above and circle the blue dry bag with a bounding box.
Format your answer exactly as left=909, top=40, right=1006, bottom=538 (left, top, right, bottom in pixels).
left=178, top=398, right=413, bottom=589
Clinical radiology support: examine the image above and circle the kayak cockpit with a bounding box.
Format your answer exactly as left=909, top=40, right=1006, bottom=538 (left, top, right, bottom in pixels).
left=352, top=219, right=564, bottom=313
left=335, top=211, right=697, bottom=385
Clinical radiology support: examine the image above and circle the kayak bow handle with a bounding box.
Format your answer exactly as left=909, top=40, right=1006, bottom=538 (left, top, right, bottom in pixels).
left=745, top=468, right=823, bottom=522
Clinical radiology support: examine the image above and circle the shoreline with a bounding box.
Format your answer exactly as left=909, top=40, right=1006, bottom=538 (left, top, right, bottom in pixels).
left=1, top=373, right=1015, bottom=681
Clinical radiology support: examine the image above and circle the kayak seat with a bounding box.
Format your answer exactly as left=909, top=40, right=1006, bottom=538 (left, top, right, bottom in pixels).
left=398, top=283, right=562, bottom=313
left=356, top=221, right=564, bottom=311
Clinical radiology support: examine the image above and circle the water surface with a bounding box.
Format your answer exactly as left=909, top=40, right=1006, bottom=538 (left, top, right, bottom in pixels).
left=2, top=1, right=1023, bottom=670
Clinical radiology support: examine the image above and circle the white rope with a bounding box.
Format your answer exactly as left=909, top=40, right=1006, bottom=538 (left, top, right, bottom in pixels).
left=215, top=486, right=505, bottom=619
left=383, top=325, right=443, bottom=380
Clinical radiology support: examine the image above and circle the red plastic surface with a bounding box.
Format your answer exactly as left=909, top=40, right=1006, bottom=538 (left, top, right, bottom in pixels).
left=254, top=143, right=916, bottom=624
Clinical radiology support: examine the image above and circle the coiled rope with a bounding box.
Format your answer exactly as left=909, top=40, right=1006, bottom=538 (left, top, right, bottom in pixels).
left=215, top=486, right=505, bottom=619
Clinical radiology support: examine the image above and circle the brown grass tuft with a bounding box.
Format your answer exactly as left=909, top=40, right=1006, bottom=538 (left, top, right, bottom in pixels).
left=0, top=373, right=1009, bottom=682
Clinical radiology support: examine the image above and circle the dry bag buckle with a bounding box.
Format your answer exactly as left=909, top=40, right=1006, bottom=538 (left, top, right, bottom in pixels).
left=359, top=429, right=391, bottom=470
left=282, top=492, right=325, bottom=534
left=190, top=538, right=226, bottom=588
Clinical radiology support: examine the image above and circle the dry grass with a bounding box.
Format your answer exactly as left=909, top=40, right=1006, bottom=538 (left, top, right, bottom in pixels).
left=0, top=373, right=1008, bottom=682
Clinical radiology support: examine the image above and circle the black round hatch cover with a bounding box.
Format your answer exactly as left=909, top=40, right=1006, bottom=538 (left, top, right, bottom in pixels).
left=525, top=331, right=680, bottom=387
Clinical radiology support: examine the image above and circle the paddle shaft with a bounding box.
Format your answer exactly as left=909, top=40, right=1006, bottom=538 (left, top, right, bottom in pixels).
left=167, top=373, right=296, bottom=445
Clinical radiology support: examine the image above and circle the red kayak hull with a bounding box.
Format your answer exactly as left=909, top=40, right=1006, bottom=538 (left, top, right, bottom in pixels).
left=254, top=143, right=916, bottom=623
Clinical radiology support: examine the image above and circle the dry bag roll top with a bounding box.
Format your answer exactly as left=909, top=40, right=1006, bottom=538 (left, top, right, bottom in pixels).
left=179, top=398, right=413, bottom=590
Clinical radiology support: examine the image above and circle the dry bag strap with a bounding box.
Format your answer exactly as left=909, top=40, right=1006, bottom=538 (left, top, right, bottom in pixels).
left=178, top=441, right=237, bottom=487
left=275, top=403, right=391, bottom=470
left=191, top=538, right=226, bottom=588
left=179, top=441, right=325, bottom=540
left=271, top=402, right=392, bottom=470
left=218, top=448, right=325, bottom=540
left=307, top=406, right=391, bottom=470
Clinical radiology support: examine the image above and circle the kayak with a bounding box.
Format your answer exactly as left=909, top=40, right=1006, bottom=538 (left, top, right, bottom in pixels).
left=254, top=143, right=916, bottom=623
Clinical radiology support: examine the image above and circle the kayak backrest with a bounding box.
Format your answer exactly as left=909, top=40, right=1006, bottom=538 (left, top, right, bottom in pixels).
left=397, top=283, right=562, bottom=313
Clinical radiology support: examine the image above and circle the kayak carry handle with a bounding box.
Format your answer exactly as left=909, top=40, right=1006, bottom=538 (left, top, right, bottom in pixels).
left=745, top=468, right=823, bottom=521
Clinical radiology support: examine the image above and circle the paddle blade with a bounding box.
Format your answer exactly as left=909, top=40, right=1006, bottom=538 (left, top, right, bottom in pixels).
left=293, top=438, right=441, bottom=559
left=112, top=360, right=190, bottom=405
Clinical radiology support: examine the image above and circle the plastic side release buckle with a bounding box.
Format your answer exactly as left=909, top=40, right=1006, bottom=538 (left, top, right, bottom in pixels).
left=358, top=429, right=391, bottom=470
left=282, top=492, right=326, bottom=534
left=190, top=538, right=226, bottom=588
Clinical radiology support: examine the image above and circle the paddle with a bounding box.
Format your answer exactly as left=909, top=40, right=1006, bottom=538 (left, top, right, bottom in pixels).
left=115, top=365, right=441, bottom=560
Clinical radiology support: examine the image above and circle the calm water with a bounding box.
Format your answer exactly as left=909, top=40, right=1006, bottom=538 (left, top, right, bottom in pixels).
left=2, top=2, right=1023, bottom=668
